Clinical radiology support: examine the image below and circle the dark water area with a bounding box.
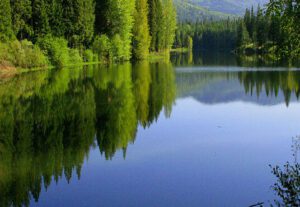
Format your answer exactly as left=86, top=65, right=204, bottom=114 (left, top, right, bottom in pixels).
left=1, top=53, right=300, bottom=206
left=171, top=50, right=300, bottom=68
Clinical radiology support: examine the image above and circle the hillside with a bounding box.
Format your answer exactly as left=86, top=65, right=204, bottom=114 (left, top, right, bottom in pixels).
left=175, top=0, right=269, bottom=21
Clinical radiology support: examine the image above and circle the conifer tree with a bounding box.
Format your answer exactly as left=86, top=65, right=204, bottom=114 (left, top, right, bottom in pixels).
left=161, top=0, right=176, bottom=51
left=95, top=0, right=135, bottom=60
left=0, top=0, right=14, bottom=41
left=132, top=0, right=151, bottom=59
left=48, top=0, right=65, bottom=37
left=256, top=5, right=268, bottom=47
left=11, top=0, right=33, bottom=39
left=148, top=0, right=162, bottom=51
left=237, top=21, right=250, bottom=48
left=32, top=0, right=50, bottom=37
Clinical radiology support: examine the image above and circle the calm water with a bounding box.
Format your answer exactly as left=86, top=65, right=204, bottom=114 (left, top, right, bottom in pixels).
left=1, top=54, right=300, bottom=207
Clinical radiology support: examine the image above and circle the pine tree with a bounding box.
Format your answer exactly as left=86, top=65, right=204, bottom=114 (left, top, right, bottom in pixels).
left=76, top=0, right=95, bottom=47
left=161, top=0, right=176, bottom=51
left=148, top=0, right=176, bottom=52
left=148, top=0, right=162, bottom=52
left=237, top=21, right=250, bottom=48
left=249, top=6, right=255, bottom=39
left=0, top=0, right=14, bottom=41
left=256, top=5, right=268, bottom=47
left=132, top=0, right=151, bottom=59
left=95, top=0, right=135, bottom=60
left=244, top=9, right=252, bottom=38
left=32, top=0, right=50, bottom=37
left=11, top=0, right=33, bottom=39
left=48, top=0, right=65, bottom=37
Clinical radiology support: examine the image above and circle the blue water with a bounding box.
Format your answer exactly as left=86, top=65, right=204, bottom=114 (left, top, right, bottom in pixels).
left=1, top=61, right=299, bottom=207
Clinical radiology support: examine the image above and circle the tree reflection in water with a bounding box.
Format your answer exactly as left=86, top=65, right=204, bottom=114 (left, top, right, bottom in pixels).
left=0, top=62, right=176, bottom=207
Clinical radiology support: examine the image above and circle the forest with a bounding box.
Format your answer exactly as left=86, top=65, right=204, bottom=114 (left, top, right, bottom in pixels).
left=174, top=0, right=300, bottom=62
left=0, top=0, right=299, bottom=69
left=0, top=0, right=176, bottom=69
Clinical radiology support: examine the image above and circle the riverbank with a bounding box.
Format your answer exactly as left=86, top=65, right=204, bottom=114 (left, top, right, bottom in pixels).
left=170, top=48, right=190, bottom=53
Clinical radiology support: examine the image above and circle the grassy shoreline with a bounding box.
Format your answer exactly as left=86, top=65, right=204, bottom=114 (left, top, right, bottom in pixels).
left=0, top=50, right=176, bottom=78
left=170, top=48, right=190, bottom=53
left=0, top=61, right=105, bottom=76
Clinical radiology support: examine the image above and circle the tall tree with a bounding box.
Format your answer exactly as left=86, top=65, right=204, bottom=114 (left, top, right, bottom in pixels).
left=161, top=0, right=176, bottom=51
left=0, top=0, right=14, bottom=41
left=148, top=0, right=162, bottom=51
left=256, top=5, right=268, bottom=47
left=95, top=0, right=135, bottom=60
left=148, top=0, right=176, bottom=52
left=237, top=21, right=250, bottom=48
left=267, top=0, right=300, bottom=59
left=11, top=0, right=33, bottom=39
left=132, top=0, right=151, bottom=59
left=32, top=0, right=50, bottom=37
left=75, top=0, right=95, bottom=47
left=47, top=0, right=64, bottom=37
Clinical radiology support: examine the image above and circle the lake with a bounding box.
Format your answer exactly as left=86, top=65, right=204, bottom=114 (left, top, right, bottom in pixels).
left=0, top=53, right=299, bottom=206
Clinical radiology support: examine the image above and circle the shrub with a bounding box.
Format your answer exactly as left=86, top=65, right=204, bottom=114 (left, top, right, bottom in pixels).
left=69, top=48, right=83, bottom=65
left=20, top=40, right=49, bottom=68
left=37, top=35, right=70, bottom=68
left=83, top=49, right=94, bottom=62
left=111, top=34, right=124, bottom=61
left=92, top=35, right=112, bottom=61
left=0, top=40, right=48, bottom=69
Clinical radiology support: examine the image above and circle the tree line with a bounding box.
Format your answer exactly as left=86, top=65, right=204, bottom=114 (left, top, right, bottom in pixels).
left=0, top=0, right=177, bottom=69
left=174, top=0, right=299, bottom=62
left=175, top=20, right=238, bottom=52
left=237, top=0, right=300, bottom=60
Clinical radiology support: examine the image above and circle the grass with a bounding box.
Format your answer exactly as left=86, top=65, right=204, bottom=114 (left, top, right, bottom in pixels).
left=170, top=48, right=190, bottom=53
left=148, top=51, right=170, bottom=61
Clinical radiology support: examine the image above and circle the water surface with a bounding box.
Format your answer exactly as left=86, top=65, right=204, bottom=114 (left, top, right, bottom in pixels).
left=0, top=55, right=300, bottom=206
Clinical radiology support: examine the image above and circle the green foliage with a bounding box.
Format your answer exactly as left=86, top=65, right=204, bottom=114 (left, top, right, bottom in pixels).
left=69, top=48, right=83, bottom=65
left=237, top=21, right=250, bottom=48
left=64, top=0, right=96, bottom=47
left=11, top=0, right=33, bottom=40
left=32, top=0, right=50, bottom=37
left=267, top=0, right=300, bottom=60
left=0, top=40, right=48, bottom=68
left=37, top=36, right=71, bottom=68
left=177, top=2, right=299, bottom=61
left=83, top=49, right=95, bottom=62
left=111, top=35, right=124, bottom=60
left=187, top=36, right=193, bottom=51
left=0, top=0, right=178, bottom=67
left=95, top=0, right=135, bottom=60
left=0, top=0, right=14, bottom=41
left=149, top=0, right=177, bottom=52
left=92, top=35, right=112, bottom=61
left=132, top=0, right=151, bottom=60
left=183, top=20, right=238, bottom=51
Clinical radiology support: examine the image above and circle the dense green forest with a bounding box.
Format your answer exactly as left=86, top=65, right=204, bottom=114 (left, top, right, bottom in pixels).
left=174, top=0, right=299, bottom=62
left=0, top=0, right=176, bottom=69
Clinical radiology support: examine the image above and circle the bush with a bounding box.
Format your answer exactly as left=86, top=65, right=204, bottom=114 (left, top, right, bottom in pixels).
left=0, top=40, right=48, bottom=69
left=83, top=49, right=94, bottom=62
left=111, top=35, right=123, bottom=61
left=92, top=35, right=112, bottom=61
left=37, top=35, right=70, bottom=68
left=69, top=48, right=83, bottom=65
